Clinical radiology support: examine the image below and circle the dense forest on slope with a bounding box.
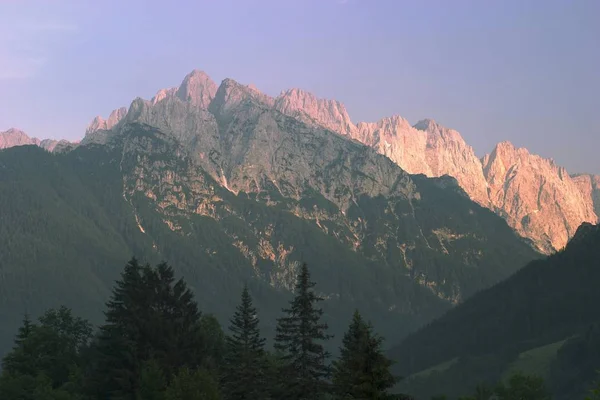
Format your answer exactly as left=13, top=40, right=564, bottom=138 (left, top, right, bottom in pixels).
left=390, top=223, right=600, bottom=399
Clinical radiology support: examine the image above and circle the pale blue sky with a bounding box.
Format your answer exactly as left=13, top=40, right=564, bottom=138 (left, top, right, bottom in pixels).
left=0, top=0, right=598, bottom=173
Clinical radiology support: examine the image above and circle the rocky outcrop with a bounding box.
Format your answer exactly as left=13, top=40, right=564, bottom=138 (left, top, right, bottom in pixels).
left=274, top=88, right=356, bottom=135
left=175, top=69, right=218, bottom=108
left=572, top=174, right=600, bottom=219
left=85, top=107, right=127, bottom=136
left=482, top=142, right=597, bottom=253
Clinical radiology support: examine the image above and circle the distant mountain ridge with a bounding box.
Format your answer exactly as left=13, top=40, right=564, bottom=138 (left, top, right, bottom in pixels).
left=3, top=69, right=598, bottom=252
left=0, top=128, right=77, bottom=152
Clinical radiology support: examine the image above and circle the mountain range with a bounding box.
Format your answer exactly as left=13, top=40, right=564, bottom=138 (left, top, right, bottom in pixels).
left=3, top=70, right=598, bottom=254
left=0, top=70, right=539, bottom=359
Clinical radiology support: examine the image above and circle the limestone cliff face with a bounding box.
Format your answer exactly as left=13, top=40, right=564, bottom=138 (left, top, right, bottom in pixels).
left=482, top=142, right=597, bottom=253
left=274, top=88, right=356, bottom=135
left=273, top=87, right=598, bottom=253
left=572, top=174, right=600, bottom=219
left=357, top=118, right=490, bottom=207
left=274, top=91, right=489, bottom=207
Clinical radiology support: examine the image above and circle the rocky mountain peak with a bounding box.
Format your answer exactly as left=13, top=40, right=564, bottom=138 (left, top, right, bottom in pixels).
left=0, top=128, right=40, bottom=149
left=152, top=87, right=177, bottom=105
left=274, top=88, right=356, bottom=135
left=413, top=118, right=464, bottom=143
left=85, top=107, right=127, bottom=135
left=482, top=142, right=597, bottom=253
left=209, top=78, right=274, bottom=118
left=572, top=174, right=600, bottom=218
left=413, top=118, right=438, bottom=131
left=175, top=69, right=218, bottom=108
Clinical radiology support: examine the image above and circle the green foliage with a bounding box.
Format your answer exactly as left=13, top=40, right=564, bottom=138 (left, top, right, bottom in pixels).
left=494, top=372, right=551, bottom=400
left=197, top=314, right=226, bottom=371
left=0, top=307, right=91, bottom=400
left=549, top=325, right=600, bottom=399
left=585, top=372, right=600, bottom=400
left=136, top=360, right=166, bottom=400
left=275, top=263, right=332, bottom=400
left=86, top=257, right=205, bottom=399
left=221, top=285, right=268, bottom=400
left=165, top=368, right=221, bottom=400
left=332, top=310, right=397, bottom=399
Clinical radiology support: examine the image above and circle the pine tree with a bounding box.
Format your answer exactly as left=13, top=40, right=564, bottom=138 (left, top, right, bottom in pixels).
left=332, top=310, right=397, bottom=399
left=274, top=263, right=332, bottom=400
left=15, top=313, right=34, bottom=346
left=222, top=285, right=267, bottom=400
left=86, top=257, right=204, bottom=399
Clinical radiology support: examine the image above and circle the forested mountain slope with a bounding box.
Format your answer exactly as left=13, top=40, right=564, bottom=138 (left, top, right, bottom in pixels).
left=391, top=223, right=600, bottom=399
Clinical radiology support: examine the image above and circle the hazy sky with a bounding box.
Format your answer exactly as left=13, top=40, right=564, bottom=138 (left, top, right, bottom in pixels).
left=0, top=0, right=598, bottom=173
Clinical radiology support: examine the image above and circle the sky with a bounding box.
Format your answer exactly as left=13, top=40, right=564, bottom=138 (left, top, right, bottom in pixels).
left=0, top=0, right=598, bottom=174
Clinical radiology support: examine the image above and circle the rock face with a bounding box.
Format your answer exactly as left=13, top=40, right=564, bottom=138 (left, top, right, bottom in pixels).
left=572, top=174, right=600, bottom=219
left=482, top=142, right=597, bottom=253
left=273, top=88, right=598, bottom=253
left=85, top=107, right=128, bottom=135
left=274, top=88, right=356, bottom=135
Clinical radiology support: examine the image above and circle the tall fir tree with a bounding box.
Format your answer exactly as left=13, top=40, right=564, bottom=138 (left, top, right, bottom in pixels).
left=15, top=313, right=34, bottom=346
left=86, top=257, right=204, bottom=400
left=222, top=285, right=267, bottom=400
left=332, top=310, right=397, bottom=399
left=274, top=263, right=332, bottom=400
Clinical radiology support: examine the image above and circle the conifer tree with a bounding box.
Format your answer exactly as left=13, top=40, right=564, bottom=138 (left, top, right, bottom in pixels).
left=222, top=285, right=267, bottom=400
left=15, top=313, right=34, bottom=346
left=332, top=310, right=397, bottom=399
left=87, top=257, right=204, bottom=399
left=274, top=263, right=332, bottom=400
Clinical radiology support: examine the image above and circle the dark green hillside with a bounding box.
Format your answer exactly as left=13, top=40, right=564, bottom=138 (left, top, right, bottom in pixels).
left=391, top=223, right=600, bottom=399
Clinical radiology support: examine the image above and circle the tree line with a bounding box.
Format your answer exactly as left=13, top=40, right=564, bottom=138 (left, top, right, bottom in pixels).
left=0, top=257, right=598, bottom=400
left=0, top=258, right=401, bottom=400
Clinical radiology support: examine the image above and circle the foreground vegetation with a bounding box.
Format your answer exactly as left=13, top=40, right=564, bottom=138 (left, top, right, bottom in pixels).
left=0, top=257, right=598, bottom=400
